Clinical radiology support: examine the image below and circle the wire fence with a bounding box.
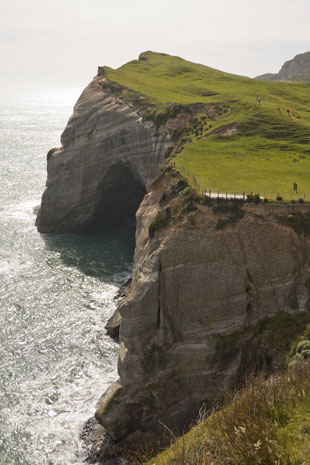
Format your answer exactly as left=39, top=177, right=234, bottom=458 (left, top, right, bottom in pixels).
left=171, top=162, right=310, bottom=203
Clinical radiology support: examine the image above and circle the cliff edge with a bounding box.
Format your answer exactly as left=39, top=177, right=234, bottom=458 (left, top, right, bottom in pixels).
left=36, top=69, right=171, bottom=233
left=95, top=169, right=310, bottom=457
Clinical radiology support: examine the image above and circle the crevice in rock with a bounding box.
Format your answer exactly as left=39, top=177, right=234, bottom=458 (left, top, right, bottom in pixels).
left=90, top=163, right=147, bottom=232
left=157, top=261, right=162, bottom=329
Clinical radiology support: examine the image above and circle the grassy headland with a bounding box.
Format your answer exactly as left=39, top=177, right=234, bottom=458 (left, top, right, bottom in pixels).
left=105, top=51, right=310, bottom=199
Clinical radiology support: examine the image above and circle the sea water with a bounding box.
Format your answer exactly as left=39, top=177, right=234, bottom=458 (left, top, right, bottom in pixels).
left=0, top=88, right=133, bottom=465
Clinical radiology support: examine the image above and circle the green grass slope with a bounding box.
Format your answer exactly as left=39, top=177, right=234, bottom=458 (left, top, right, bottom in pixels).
left=141, top=362, right=310, bottom=465
left=138, top=323, right=310, bottom=465
left=106, top=51, right=310, bottom=199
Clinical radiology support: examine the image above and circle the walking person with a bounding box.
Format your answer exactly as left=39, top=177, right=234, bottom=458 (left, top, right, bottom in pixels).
left=286, top=108, right=290, bottom=117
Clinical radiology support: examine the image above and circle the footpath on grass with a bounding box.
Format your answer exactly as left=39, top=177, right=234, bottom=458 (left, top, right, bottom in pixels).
left=172, top=162, right=310, bottom=204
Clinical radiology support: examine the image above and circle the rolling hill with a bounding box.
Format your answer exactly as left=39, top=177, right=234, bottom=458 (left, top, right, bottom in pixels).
left=104, top=51, right=310, bottom=200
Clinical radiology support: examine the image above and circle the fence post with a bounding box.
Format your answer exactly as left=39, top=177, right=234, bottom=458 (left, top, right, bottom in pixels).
left=243, top=193, right=245, bottom=201
left=209, top=190, right=211, bottom=197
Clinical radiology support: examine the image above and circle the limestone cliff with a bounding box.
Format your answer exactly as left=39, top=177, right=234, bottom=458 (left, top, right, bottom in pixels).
left=35, top=58, right=310, bottom=462
left=36, top=67, right=219, bottom=234
left=36, top=69, right=172, bottom=233
left=95, top=170, right=310, bottom=457
left=256, top=51, right=310, bottom=82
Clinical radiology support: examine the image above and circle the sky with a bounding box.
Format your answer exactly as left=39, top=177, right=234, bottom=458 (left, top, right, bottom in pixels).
left=1, top=0, right=310, bottom=93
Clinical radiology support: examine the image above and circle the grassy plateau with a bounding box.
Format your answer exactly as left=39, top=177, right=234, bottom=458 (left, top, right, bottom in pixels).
left=105, top=51, right=310, bottom=200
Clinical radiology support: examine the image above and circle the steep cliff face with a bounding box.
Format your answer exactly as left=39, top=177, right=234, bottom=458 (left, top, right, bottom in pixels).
left=256, top=51, right=310, bottom=82
left=36, top=70, right=172, bottom=233
left=36, top=53, right=310, bottom=461
left=95, top=170, right=310, bottom=456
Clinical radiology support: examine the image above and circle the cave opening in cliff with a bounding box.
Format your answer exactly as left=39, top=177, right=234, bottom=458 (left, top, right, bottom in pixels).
left=90, top=163, right=147, bottom=233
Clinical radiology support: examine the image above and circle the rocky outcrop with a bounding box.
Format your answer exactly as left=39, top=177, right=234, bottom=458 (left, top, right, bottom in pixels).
left=36, top=71, right=172, bottom=233
left=256, top=51, right=310, bottom=82
left=95, top=170, right=310, bottom=457
left=36, top=69, right=222, bottom=234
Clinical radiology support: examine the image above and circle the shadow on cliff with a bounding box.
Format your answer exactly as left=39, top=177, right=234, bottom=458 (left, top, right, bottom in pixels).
left=41, top=225, right=135, bottom=284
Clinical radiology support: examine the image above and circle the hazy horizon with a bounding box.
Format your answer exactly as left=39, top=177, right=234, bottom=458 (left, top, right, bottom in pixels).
left=1, top=0, right=310, bottom=95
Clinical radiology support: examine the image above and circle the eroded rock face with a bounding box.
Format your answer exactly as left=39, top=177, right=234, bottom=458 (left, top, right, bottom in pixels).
left=256, top=51, right=310, bottom=82
left=36, top=74, right=171, bottom=233
left=96, top=171, right=310, bottom=456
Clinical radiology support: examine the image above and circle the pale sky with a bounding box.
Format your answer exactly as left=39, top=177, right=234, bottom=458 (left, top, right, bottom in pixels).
left=1, top=0, right=310, bottom=93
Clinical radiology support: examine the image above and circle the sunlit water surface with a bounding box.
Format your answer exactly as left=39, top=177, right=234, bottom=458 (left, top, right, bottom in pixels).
left=0, top=89, right=133, bottom=465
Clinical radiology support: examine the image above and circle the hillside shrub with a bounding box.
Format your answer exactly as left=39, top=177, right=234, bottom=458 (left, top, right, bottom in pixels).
left=212, top=200, right=245, bottom=230
left=172, top=178, right=188, bottom=194
left=245, top=194, right=261, bottom=204
left=171, top=128, right=185, bottom=142
left=289, top=325, right=310, bottom=367
left=200, top=195, right=213, bottom=206
left=149, top=208, right=170, bottom=238
left=142, top=104, right=191, bottom=130
left=278, top=212, right=310, bottom=237
left=142, top=362, right=310, bottom=465
left=296, top=340, right=310, bottom=353
left=181, top=196, right=196, bottom=215
left=178, top=186, right=191, bottom=197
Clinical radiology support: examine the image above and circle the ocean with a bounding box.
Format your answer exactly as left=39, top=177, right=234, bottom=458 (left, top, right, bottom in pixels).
left=0, top=88, right=133, bottom=465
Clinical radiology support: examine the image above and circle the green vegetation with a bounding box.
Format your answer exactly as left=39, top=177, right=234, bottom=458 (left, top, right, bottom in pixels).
left=142, top=104, right=191, bottom=130
left=148, top=172, right=201, bottom=238
left=278, top=212, right=310, bottom=237
left=105, top=51, right=310, bottom=198
left=210, top=198, right=245, bottom=229
left=140, top=362, right=310, bottom=465
left=289, top=324, right=310, bottom=365
left=149, top=208, right=170, bottom=238
left=126, top=313, right=310, bottom=465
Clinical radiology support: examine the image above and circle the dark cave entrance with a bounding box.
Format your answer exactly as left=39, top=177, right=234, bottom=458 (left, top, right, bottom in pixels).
left=90, top=163, right=147, bottom=233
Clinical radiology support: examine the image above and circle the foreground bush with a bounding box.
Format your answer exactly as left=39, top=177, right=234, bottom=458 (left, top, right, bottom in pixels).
left=141, top=362, right=310, bottom=465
